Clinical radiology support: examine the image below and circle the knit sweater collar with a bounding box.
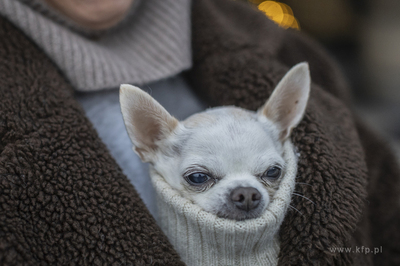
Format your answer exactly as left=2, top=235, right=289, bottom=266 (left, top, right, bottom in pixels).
left=0, top=0, right=192, bottom=91
left=150, top=141, right=298, bottom=266
left=13, top=0, right=143, bottom=37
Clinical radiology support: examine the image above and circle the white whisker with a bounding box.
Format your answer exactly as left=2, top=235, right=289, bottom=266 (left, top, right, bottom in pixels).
left=295, top=182, right=312, bottom=186
left=289, top=205, right=303, bottom=216
left=292, top=192, right=316, bottom=205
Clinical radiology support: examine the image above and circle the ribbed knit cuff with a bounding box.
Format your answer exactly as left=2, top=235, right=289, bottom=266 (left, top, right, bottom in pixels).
left=150, top=141, right=297, bottom=266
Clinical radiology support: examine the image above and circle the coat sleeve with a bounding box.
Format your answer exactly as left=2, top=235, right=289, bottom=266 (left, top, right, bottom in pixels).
left=0, top=16, right=184, bottom=265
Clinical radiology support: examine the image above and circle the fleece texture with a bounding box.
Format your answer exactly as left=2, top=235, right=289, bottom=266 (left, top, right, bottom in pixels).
left=0, top=0, right=400, bottom=265
left=0, top=16, right=183, bottom=266
left=151, top=141, right=297, bottom=266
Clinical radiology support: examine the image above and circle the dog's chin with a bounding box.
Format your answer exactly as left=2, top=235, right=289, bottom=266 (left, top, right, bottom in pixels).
left=215, top=203, right=266, bottom=221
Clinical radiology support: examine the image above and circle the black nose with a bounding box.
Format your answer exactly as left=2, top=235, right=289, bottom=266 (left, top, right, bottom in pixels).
left=230, top=187, right=261, bottom=211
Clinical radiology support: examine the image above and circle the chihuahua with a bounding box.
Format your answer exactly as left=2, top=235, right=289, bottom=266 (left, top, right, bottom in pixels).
left=120, top=62, right=310, bottom=221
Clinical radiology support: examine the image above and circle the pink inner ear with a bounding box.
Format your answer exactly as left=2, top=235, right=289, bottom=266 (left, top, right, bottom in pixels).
left=264, top=90, right=307, bottom=140
left=131, top=107, right=178, bottom=153
left=132, top=112, right=162, bottom=151
left=261, top=63, right=310, bottom=140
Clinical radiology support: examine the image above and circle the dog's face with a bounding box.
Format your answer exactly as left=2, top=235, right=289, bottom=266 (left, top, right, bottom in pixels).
left=120, top=62, right=310, bottom=220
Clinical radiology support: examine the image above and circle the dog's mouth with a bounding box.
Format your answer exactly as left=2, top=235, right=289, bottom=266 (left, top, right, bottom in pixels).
left=216, top=202, right=266, bottom=221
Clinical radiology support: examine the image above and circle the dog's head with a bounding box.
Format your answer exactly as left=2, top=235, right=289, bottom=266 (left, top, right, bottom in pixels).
left=120, top=62, right=310, bottom=220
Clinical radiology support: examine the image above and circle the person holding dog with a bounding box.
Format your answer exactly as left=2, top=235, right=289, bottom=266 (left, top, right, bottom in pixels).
left=0, top=0, right=399, bottom=265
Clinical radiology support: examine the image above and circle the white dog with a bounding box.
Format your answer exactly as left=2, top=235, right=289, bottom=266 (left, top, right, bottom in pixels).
left=120, top=62, right=310, bottom=221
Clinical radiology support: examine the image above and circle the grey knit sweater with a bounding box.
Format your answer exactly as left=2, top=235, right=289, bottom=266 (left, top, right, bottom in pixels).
left=0, top=0, right=192, bottom=90
left=0, top=0, right=206, bottom=217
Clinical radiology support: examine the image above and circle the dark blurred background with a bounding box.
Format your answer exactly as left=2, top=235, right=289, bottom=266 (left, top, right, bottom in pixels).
left=244, top=0, right=400, bottom=160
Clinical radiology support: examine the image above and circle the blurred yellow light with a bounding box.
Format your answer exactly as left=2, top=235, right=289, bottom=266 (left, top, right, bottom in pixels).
left=257, top=1, right=300, bottom=30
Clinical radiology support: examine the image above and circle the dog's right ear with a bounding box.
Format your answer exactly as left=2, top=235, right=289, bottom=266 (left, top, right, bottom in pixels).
left=120, top=84, right=178, bottom=162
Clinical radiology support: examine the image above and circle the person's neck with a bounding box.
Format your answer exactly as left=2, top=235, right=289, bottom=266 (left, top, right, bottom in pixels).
left=42, top=0, right=135, bottom=31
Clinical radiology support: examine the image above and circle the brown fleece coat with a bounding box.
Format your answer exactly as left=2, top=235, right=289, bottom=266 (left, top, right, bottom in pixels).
left=0, top=0, right=399, bottom=265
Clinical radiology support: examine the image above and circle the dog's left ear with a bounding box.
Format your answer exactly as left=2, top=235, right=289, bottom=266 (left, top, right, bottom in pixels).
left=258, top=62, right=310, bottom=140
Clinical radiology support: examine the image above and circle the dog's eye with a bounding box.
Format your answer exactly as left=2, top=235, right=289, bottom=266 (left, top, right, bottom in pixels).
left=187, top=173, right=210, bottom=184
left=264, top=167, right=281, bottom=179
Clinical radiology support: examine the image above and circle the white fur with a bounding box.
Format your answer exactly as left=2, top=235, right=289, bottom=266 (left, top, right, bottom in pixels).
left=120, top=62, right=310, bottom=220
